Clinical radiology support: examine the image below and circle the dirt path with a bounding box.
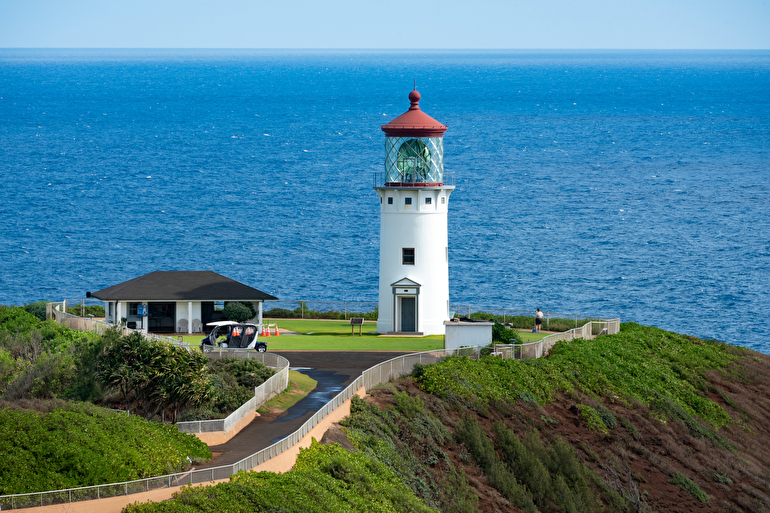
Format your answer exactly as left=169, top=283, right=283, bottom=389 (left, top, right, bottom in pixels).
left=194, top=351, right=409, bottom=469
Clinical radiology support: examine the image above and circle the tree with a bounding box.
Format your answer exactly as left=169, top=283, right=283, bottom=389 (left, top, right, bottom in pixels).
left=96, top=331, right=212, bottom=422
left=223, top=302, right=253, bottom=323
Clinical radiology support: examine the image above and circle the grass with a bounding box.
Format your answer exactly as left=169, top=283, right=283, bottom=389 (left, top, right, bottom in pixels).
left=182, top=320, right=546, bottom=351
left=246, top=319, right=444, bottom=351
left=259, top=370, right=317, bottom=415
left=516, top=330, right=551, bottom=343
left=418, top=323, right=737, bottom=430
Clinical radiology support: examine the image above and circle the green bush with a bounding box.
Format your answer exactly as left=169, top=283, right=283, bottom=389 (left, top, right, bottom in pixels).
left=24, top=301, right=48, bottom=321
left=492, top=321, right=521, bottom=344
left=124, top=441, right=433, bottom=513
left=96, top=331, right=212, bottom=422
left=178, top=357, right=274, bottom=420
left=0, top=308, right=106, bottom=402
left=455, top=417, right=537, bottom=513
left=0, top=403, right=211, bottom=495
left=222, top=302, right=252, bottom=323
left=579, top=404, right=609, bottom=435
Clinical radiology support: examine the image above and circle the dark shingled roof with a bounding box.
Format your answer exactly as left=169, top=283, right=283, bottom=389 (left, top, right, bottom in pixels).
left=91, top=271, right=278, bottom=302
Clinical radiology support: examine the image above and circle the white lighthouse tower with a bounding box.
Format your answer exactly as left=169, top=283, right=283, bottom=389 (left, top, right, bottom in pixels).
left=375, top=90, right=454, bottom=335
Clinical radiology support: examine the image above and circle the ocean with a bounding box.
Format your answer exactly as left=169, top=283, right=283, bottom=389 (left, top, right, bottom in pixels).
left=0, top=49, right=768, bottom=352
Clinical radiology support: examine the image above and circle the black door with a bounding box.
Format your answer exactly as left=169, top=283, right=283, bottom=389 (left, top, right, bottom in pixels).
left=401, top=297, right=416, bottom=332
left=148, top=302, right=176, bottom=333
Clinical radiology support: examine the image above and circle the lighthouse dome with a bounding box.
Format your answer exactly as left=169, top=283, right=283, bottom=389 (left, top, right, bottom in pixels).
left=381, top=90, right=447, bottom=185
left=380, top=90, right=447, bottom=138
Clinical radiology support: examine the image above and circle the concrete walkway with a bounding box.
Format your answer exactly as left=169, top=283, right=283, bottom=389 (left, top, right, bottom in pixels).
left=195, top=351, right=408, bottom=469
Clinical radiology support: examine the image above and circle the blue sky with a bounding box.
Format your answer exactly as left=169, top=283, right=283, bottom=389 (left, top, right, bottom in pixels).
left=1, top=0, right=768, bottom=49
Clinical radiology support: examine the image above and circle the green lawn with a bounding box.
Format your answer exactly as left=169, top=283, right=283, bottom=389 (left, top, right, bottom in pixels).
left=264, top=319, right=444, bottom=351
left=259, top=370, right=317, bottom=414
left=517, top=330, right=551, bottom=343
left=179, top=319, right=549, bottom=352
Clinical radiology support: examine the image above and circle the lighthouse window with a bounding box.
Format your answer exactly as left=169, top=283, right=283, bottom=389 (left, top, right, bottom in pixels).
left=402, top=248, right=415, bottom=265
left=404, top=197, right=412, bottom=205
left=441, top=196, right=445, bottom=204
left=425, top=197, right=432, bottom=205
left=388, top=197, right=393, bottom=205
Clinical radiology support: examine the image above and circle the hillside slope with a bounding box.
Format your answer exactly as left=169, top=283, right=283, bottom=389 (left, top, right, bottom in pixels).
left=127, top=324, right=770, bottom=512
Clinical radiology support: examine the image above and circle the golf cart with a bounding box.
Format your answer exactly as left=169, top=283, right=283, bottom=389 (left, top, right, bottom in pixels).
left=201, top=321, right=266, bottom=353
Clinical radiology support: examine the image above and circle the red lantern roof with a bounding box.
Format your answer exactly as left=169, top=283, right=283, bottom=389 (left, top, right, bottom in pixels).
left=380, top=90, right=447, bottom=138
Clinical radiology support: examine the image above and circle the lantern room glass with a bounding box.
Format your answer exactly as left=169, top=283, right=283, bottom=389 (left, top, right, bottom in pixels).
left=384, top=136, right=444, bottom=184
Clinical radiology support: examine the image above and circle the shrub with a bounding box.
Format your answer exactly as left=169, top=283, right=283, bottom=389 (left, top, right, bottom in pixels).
left=579, top=404, right=609, bottom=435
left=669, top=472, right=710, bottom=504
left=24, top=301, right=48, bottom=321
left=493, top=321, right=520, bottom=344
left=222, top=302, right=252, bottom=323
left=125, top=441, right=434, bottom=513
left=0, top=403, right=211, bottom=495
left=96, top=331, right=212, bottom=422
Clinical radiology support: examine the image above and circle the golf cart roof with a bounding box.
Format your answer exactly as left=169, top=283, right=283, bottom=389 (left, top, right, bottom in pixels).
left=205, top=321, right=256, bottom=327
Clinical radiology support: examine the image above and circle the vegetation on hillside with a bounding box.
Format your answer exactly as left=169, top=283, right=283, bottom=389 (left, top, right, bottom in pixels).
left=0, top=402, right=211, bottom=497
left=0, top=306, right=276, bottom=497
left=124, top=441, right=434, bottom=513
left=419, top=323, right=737, bottom=431
left=0, top=306, right=106, bottom=402
left=4, top=306, right=769, bottom=512
left=122, top=322, right=770, bottom=513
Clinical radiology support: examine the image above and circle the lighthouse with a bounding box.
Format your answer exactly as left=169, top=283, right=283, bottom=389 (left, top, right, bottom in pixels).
left=375, top=90, right=454, bottom=335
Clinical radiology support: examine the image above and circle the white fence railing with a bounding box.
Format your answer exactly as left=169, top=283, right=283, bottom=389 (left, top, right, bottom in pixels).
left=450, top=305, right=617, bottom=332
left=176, top=353, right=289, bottom=434
left=493, top=320, right=620, bottom=359
left=48, top=303, right=195, bottom=350
left=3, top=308, right=620, bottom=510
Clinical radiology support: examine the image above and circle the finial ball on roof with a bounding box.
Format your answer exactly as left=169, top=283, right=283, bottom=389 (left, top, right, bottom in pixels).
left=409, top=89, right=421, bottom=105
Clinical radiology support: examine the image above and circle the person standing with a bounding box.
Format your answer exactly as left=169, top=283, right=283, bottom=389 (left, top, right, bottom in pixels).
left=535, top=308, right=544, bottom=332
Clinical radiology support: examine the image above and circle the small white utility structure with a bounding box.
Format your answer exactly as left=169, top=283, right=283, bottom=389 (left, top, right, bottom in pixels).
left=374, top=90, right=454, bottom=335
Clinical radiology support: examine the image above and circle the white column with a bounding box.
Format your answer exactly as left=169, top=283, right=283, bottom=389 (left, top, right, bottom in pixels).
left=188, top=302, right=193, bottom=334
left=116, top=302, right=122, bottom=324
left=258, top=302, right=263, bottom=326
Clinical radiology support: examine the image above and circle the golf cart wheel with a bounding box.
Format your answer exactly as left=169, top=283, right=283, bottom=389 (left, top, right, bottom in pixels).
left=256, top=343, right=267, bottom=353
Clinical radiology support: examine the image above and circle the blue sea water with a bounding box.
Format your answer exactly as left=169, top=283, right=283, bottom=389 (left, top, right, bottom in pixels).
left=0, top=49, right=768, bottom=352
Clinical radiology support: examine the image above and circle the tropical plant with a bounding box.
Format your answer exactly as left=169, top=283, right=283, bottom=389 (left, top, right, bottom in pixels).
left=96, top=331, right=212, bottom=422
left=222, top=302, right=252, bottom=323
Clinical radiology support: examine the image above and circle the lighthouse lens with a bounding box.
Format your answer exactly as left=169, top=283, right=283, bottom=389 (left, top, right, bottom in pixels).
left=384, top=136, right=443, bottom=184
left=397, top=139, right=431, bottom=182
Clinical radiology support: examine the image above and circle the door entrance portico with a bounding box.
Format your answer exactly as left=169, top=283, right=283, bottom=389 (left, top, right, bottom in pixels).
left=391, top=277, right=421, bottom=334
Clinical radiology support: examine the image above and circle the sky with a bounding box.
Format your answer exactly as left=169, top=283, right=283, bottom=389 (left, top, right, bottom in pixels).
left=1, top=0, right=769, bottom=49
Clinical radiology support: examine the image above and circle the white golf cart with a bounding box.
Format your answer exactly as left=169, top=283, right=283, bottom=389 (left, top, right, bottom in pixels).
left=201, top=321, right=266, bottom=353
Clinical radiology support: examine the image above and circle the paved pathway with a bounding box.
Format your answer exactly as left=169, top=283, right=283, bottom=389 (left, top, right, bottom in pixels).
left=194, top=351, right=409, bottom=469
